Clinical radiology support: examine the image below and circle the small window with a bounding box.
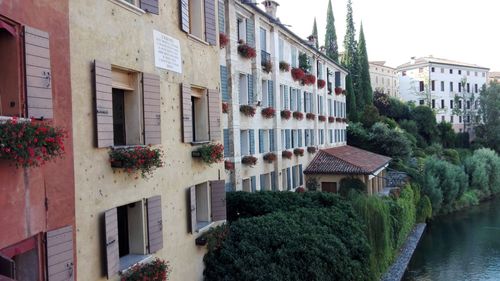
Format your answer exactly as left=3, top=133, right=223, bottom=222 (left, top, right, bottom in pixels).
left=458, top=100, right=462, bottom=109
left=419, top=100, right=424, bottom=105
left=474, top=84, right=478, bottom=93
left=440, top=81, right=444, bottom=91
left=475, top=71, right=478, bottom=77
left=449, top=69, right=453, bottom=74
left=459, top=116, right=462, bottom=123
left=431, top=67, right=435, bottom=72
left=458, top=70, right=462, bottom=75
left=441, top=116, right=445, bottom=122
left=450, top=82, right=454, bottom=92
left=450, top=100, right=454, bottom=109
left=237, top=18, right=246, bottom=42
left=466, top=100, right=470, bottom=109
left=431, top=80, right=435, bottom=91
left=419, top=81, right=424, bottom=92
left=189, top=0, right=205, bottom=40
left=194, top=182, right=211, bottom=230
left=191, top=87, right=209, bottom=142
left=450, top=115, right=454, bottom=123
left=441, top=99, right=444, bottom=109
left=431, top=99, right=435, bottom=109
left=322, top=182, right=338, bottom=193
left=466, top=83, right=470, bottom=93
left=239, top=74, right=249, bottom=104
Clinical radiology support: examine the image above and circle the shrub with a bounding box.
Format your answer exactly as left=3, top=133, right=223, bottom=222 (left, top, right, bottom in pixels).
left=416, top=195, right=432, bottom=223
left=369, top=122, right=412, bottom=161
left=280, top=109, right=291, bottom=120
left=339, top=177, right=367, bottom=197
left=293, top=111, right=304, bottom=120
left=361, top=105, right=380, bottom=128
left=239, top=105, right=256, bottom=117
left=282, top=150, right=293, bottom=159
left=109, top=146, right=164, bottom=178
left=241, top=155, right=258, bottom=166
left=279, top=61, right=290, bottom=72
left=204, top=207, right=372, bottom=281
left=464, top=148, right=500, bottom=197
left=0, top=120, right=66, bottom=167
left=261, top=107, right=276, bottom=119
left=196, top=143, right=224, bottom=165
left=120, top=258, right=171, bottom=281
left=237, top=40, right=256, bottom=59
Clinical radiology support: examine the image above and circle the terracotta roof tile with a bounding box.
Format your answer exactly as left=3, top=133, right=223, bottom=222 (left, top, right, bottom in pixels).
left=304, top=145, right=391, bottom=175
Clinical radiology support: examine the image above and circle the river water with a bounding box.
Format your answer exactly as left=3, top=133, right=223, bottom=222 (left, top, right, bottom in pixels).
left=403, top=198, right=500, bottom=281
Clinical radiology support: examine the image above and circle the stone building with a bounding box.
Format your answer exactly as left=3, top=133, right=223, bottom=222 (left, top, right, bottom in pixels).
left=220, top=0, right=349, bottom=192
left=369, top=61, right=399, bottom=98
left=70, top=0, right=225, bottom=280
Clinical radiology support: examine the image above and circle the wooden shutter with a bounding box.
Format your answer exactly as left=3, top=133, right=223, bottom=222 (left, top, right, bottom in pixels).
left=218, top=0, right=225, bottom=33
left=147, top=196, right=163, bottom=253
left=271, top=171, right=276, bottom=191
left=251, top=176, right=256, bottom=192
left=0, top=254, right=15, bottom=279
left=268, top=80, right=274, bottom=108
left=143, top=73, right=161, bottom=145
left=208, top=89, right=221, bottom=141
left=181, top=84, right=193, bottom=143
left=24, top=26, right=53, bottom=119
left=247, top=74, right=254, bottom=104
left=46, top=225, right=74, bottom=281
left=204, top=0, right=217, bottom=45
left=104, top=208, right=119, bottom=278
left=180, top=0, right=190, bottom=33
left=210, top=180, right=226, bottom=221
left=188, top=186, right=197, bottom=233
left=246, top=18, right=255, bottom=47
left=249, top=129, right=255, bottom=155
left=269, top=129, right=275, bottom=151
left=140, top=0, right=159, bottom=14
left=258, top=129, right=264, bottom=153
left=94, top=60, right=113, bottom=148
left=220, top=66, right=229, bottom=102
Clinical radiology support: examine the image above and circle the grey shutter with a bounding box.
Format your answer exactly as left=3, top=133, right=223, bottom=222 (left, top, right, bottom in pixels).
left=298, top=130, right=303, bottom=147
left=223, top=129, right=231, bottom=157
left=0, top=254, right=15, bottom=279
left=247, top=74, right=254, bottom=104
left=335, top=71, right=341, bottom=87
left=285, top=129, right=291, bottom=149
left=104, top=208, right=119, bottom=278
left=204, top=0, right=217, bottom=45
left=24, top=26, right=53, bottom=119
left=251, top=176, right=257, bottom=192
left=208, top=89, right=221, bottom=141
left=220, top=66, right=229, bottom=101
left=292, top=167, right=297, bottom=188
left=286, top=168, right=291, bottom=190
left=258, top=129, right=264, bottom=153
left=271, top=171, right=276, bottom=191
left=94, top=60, right=113, bottom=148
left=46, top=226, right=74, bottom=281
left=269, top=129, right=275, bottom=151
left=211, top=180, right=226, bottom=221
left=218, top=0, right=225, bottom=33
left=290, top=89, right=295, bottom=111
left=299, top=164, right=304, bottom=185
left=297, top=90, right=302, bottom=111
left=249, top=129, right=255, bottom=155
left=189, top=186, right=196, bottom=233
left=147, top=196, right=163, bottom=253
left=260, top=174, right=266, bottom=191
left=246, top=18, right=255, bottom=47
left=140, top=0, right=159, bottom=14
left=268, top=80, right=274, bottom=108
left=143, top=73, right=161, bottom=145
left=284, top=86, right=289, bottom=110
left=181, top=84, right=193, bottom=143
left=180, top=0, right=190, bottom=33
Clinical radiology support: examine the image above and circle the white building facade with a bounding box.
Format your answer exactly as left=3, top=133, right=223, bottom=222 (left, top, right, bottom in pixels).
left=398, top=57, right=488, bottom=133
left=369, top=61, right=399, bottom=98
left=219, top=0, right=348, bottom=192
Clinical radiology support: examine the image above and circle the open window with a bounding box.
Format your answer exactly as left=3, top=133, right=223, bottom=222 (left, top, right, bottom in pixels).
left=180, top=0, right=216, bottom=45
left=188, top=180, right=226, bottom=233
left=191, top=87, right=209, bottom=142
left=104, top=196, right=162, bottom=278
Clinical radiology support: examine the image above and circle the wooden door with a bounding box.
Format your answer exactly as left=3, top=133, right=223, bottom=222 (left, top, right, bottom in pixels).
left=321, top=182, right=338, bottom=193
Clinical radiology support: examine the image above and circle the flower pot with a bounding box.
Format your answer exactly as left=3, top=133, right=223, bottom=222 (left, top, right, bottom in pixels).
left=191, top=151, right=202, bottom=158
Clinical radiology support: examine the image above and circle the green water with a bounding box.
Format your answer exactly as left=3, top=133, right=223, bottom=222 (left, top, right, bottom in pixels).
left=403, top=198, right=500, bottom=281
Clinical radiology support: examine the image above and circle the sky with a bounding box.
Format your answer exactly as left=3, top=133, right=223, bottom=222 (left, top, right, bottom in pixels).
left=257, top=0, right=500, bottom=70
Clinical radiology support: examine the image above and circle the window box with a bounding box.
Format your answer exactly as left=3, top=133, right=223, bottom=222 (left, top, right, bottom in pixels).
left=261, top=107, right=276, bottom=119
left=240, top=105, right=256, bottom=117
left=307, top=146, right=317, bottom=154
left=193, top=143, right=224, bottom=165
left=318, top=115, right=326, bottom=122
left=280, top=109, right=292, bottom=120
left=342, top=118, right=348, bottom=123
left=293, top=111, right=304, bottom=120
left=279, top=61, right=290, bottom=72
left=335, top=87, right=343, bottom=95
left=302, top=74, right=316, bottom=86
left=237, top=40, right=256, bottom=59
left=241, top=155, right=258, bottom=166
left=262, top=60, right=273, bottom=73
left=317, top=79, right=326, bottom=89
left=108, top=146, right=164, bottom=179
left=295, top=186, right=306, bottom=193
left=306, top=113, right=316, bottom=120
left=224, top=160, right=234, bottom=171
left=328, top=116, right=335, bottom=123
left=0, top=119, right=66, bottom=168
left=291, top=67, right=305, bottom=81
left=293, top=148, right=304, bottom=157
left=222, top=102, right=229, bottom=114
left=219, top=33, right=229, bottom=49
left=263, top=152, right=277, bottom=163
left=120, top=258, right=171, bottom=281
left=282, top=150, right=293, bottom=159
left=336, top=117, right=343, bottom=122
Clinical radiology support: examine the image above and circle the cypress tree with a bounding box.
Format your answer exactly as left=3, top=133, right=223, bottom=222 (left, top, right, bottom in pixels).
left=312, top=17, right=319, bottom=49
left=324, top=0, right=338, bottom=61
left=358, top=23, right=373, bottom=107
left=342, top=0, right=360, bottom=120
left=346, top=75, right=358, bottom=121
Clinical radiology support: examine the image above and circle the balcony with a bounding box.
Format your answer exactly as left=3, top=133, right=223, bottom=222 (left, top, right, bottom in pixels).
left=261, top=50, right=271, bottom=67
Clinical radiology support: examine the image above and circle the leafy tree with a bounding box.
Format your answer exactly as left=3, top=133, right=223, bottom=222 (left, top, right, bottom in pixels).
left=311, top=17, right=319, bottom=49
left=416, top=195, right=432, bottom=223
left=339, top=177, right=367, bottom=196
left=437, top=122, right=457, bottom=148
left=346, top=122, right=370, bottom=150
left=324, top=0, right=338, bottom=61
left=361, top=105, right=380, bottom=128
left=374, top=91, right=410, bottom=121
left=357, top=23, right=373, bottom=107
left=369, top=122, right=412, bottom=161
left=464, top=148, right=500, bottom=197
left=410, top=106, right=438, bottom=144
left=476, top=82, right=500, bottom=152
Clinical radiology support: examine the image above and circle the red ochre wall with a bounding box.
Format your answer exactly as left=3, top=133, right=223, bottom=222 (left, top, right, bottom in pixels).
left=0, top=0, right=74, bottom=256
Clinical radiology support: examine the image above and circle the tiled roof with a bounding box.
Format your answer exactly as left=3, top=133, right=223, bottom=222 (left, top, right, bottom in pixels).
left=397, top=56, right=489, bottom=70
left=304, top=146, right=391, bottom=175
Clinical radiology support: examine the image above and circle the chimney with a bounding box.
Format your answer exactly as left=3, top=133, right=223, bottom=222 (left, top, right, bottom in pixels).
left=410, top=56, right=416, bottom=65
left=262, top=0, right=279, bottom=18
left=307, top=35, right=317, bottom=48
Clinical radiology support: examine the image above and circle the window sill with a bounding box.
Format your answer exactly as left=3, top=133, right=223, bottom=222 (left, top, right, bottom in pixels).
left=108, top=0, right=145, bottom=15
left=119, top=254, right=153, bottom=274
left=191, top=141, right=210, bottom=146
left=187, top=34, right=209, bottom=46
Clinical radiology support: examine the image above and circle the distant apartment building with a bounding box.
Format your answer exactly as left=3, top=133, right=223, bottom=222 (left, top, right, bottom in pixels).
left=398, top=57, right=489, bottom=133
left=220, top=0, right=350, bottom=192
left=369, top=61, right=399, bottom=98
left=70, top=0, right=225, bottom=280
left=488, top=71, right=500, bottom=84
